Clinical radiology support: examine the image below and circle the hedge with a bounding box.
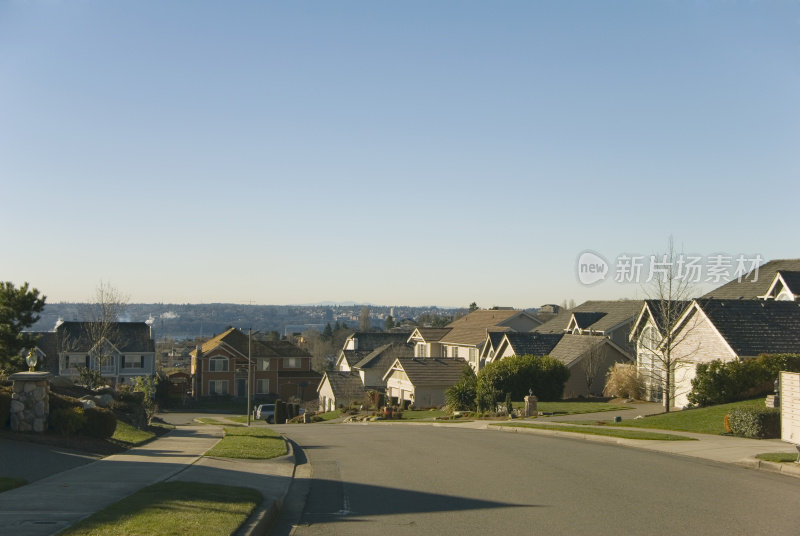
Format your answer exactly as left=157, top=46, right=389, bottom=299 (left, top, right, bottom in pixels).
left=476, top=354, right=570, bottom=410
left=51, top=407, right=87, bottom=437
left=82, top=407, right=117, bottom=439
left=727, top=407, right=780, bottom=439
left=688, top=353, right=800, bottom=407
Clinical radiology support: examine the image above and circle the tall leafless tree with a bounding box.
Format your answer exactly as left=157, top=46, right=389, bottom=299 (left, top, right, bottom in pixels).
left=637, top=239, right=699, bottom=412
left=80, top=282, right=129, bottom=377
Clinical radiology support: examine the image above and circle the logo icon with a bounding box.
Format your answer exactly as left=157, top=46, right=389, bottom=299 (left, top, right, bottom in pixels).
left=577, top=251, right=609, bottom=286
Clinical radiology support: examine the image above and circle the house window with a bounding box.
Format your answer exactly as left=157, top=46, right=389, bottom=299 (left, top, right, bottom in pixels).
left=415, top=343, right=427, bottom=358
left=469, top=348, right=477, bottom=361
left=209, top=357, right=229, bottom=372
left=284, top=358, right=300, bottom=368
left=209, top=380, right=229, bottom=395
left=256, top=378, right=270, bottom=394
left=257, top=358, right=270, bottom=371
left=450, top=347, right=459, bottom=358
left=122, top=355, right=144, bottom=369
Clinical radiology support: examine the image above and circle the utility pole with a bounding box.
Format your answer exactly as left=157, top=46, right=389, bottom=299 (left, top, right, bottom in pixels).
left=247, top=328, right=252, bottom=426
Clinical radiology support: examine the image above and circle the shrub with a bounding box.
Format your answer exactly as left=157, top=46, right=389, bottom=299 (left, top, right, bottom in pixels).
left=82, top=407, right=117, bottom=439
left=476, top=354, right=570, bottom=408
left=51, top=407, right=87, bottom=437
left=49, top=392, right=83, bottom=412
left=275, top=400, right=287, bottom=424
left=688, top=353, right=800, bottom=407
left=603, top=363, right=643, bottom=399
left=728, top=407, right=780, bottom=439
left=446, top=365, right=477, bottom=411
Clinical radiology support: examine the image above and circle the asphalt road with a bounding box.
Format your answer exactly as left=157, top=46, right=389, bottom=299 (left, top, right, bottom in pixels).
left=276, top=423, right=800, bottom=536
left=0, top=438, right=100, bottom=483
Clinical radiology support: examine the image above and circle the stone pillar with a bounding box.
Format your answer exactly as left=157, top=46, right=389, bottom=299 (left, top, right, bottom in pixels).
left=9, top=372, right=53, bottom=433
left=524, top=395, right=538, bottom=418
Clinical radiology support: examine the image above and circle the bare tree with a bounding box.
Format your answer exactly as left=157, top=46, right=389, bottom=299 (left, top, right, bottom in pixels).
left=580, top=341, right=605, bottom=396
left=635, top=239, right=698, bottom=412
left=79, top=282, right=129, bottom=384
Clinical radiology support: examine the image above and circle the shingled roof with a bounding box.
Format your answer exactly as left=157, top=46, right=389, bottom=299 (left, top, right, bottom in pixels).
left=690, top=299, right=800, bottom=357
left=702, top=259, right=800, bottom=299
left=548, top=335, right=614, bottom=368
left=441, top=309, right=529, bottom=346
left=502, top=332, right=564, bottom=357
left=410, top=328, right=452, bottom=342
left=353, top=343, right=414, bottom=379
left=56, top=321, right=155, bottom=353
left=318, top=371, right=365, bottom=400
left=194, top=328, right=310, bottom=358
left=534, top=301, right=643, bottom=334
left=387, top=358, right=468, bottom=386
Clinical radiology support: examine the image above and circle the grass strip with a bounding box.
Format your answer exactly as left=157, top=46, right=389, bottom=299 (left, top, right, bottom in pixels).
left=534, top=401, right=631, bottom=415
left=0, top=477, right=27, bottom=493
left=561, top=398, right=765, bottom=435
left=756, top=452, right=799, bottom=463
left=400, top=409, right=449, bottom=420
left=196, top=417, right=243, bottom=427
left=205, top=426, right=287, bottom=459
left=58, top=481, right=261, bottom=536
left=315, top=410, right=341, bottom=421
left=111, top=421, right=156, bottom=447
left=493, top=422, right=696, bottom=441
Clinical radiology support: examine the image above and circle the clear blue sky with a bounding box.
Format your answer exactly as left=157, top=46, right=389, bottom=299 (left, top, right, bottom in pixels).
left=1, top=1, right=798, bottom=307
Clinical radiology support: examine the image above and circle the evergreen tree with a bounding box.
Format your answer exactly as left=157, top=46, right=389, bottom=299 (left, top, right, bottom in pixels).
left=0, top=282, right=47, bottom=372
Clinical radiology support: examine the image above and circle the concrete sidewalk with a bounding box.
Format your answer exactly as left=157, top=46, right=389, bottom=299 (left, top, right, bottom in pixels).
left=0, top=424, right=295, bottom=536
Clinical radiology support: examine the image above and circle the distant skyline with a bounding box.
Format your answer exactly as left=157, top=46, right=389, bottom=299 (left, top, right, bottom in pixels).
left=2, top=2, right=798, bottom=308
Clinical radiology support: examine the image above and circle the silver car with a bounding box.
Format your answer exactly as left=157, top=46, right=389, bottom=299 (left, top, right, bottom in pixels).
left=255, top=403, right=275, bottom=423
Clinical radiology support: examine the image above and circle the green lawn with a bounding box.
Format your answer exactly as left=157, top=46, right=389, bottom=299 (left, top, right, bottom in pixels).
left=205, top=426, right=287, bottom=459
left=314, top=410, right=341, bottom=421
left=196, top=417, right=243, bottom=427
left=529, top=401, right=631, bottom=415
left=0, top=477, right=27, bottom=493
left=57, top=482, right=261, bottom=536
left=494, top=422, right=696, bottom=441
left=111, top=421, right=156, bottom=447
left=401, top=409, right=449, bottom=420
left=565, top=398, right=766, bottom=435
left=756, top=452, right=799, bottom=463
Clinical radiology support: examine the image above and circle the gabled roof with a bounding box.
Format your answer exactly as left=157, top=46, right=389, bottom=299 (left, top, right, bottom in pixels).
left=317, top=371, right=365, bottom=399
left=32, top=331, right=59, bottom=375
left=702, top=259, right=800, bottom=299
left=482, top=331, right=508, bottom=357
left=760, top=270, right=800, bottom=300
left=440, top=309, right=535, bottom=346
left=384, top=357, right=467, bottom=386
left=346, top=332, right=411, bottom=351
left=55, top=321, right=155, bottom=353
left=548, top=335, right=631, bottom=368
left=501, top=332, right=564, bottom=357
left=353, top=343, right=414, bottom=384
left=193, top=328, right=310, bottom=358
left=408, top=328, right=452, bottom=342
left=684, top=299, right=800, bottom=357
left=629, top=300, right=693, bottom=341
left=534, top=301, right=643, bottom=335
left=570, top=312, right=607, bottom=330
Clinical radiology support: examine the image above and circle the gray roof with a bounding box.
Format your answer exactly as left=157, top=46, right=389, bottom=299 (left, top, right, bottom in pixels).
left=503, top=332, right=564, bottom=357
left=392, top=358, right=468, bottom=386
left=693, top=299, right=800, bottom=357
left=340, top=350, right=373, bottom=367
left=32, top=331, right=59, bottom=375
left=639, top=300, right=693, bottom=336
left=534, top=301, right=643, bottom=334
left=353, top=343, right=414, bottom=386
left=320, top=371, right=365, bottom=399
left=548, top=335, right=620, bottom=368
left=55, top=321, right=155, bottom=353
left=485, top=332, right=507, bottom=354
left=411, top=328, right=452, bottom=342
left=702, top=259, right=800, bottom=299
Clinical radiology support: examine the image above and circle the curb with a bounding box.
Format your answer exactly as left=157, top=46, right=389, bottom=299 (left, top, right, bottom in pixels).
left=737, top=457, right=800, bottom=479
left=237, top=435, right=297, bottom=536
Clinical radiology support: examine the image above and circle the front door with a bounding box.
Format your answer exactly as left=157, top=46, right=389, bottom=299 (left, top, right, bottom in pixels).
left=236, top=378, right=246, bottom=397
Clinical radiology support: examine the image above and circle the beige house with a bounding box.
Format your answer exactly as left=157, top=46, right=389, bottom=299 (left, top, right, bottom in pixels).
left=382, top=357, right=467, bottom=408
left=666, top=299, right=800, bottom=408
left=317, top=371, right=366, bottom=412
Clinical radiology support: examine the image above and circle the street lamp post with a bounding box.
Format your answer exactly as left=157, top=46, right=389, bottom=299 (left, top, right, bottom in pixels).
left=247, top=328, right=261, bottom=427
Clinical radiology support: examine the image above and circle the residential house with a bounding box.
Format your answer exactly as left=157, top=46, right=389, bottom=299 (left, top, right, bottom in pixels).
left=352, top=342, right=415, bottom=390
left=533, top=300, right=643, bottom=356
left=482, top=331, right=631, bottom=398
left=334, top=332, right=411, bottom=372
left=382, top=357, right=467, bottom=408
left=191, top=328, right=320, bottom=401
left=407, top=328, right=451, bottom=359
left=31, top=321, right=156, bottom=386
left=666, top=299, right=800, bottom=408
left=317, top=371, right=366, bottom=412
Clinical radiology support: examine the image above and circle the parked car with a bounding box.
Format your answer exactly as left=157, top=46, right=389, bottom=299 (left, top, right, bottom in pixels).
left=255, top=403, right=276, bottom=423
